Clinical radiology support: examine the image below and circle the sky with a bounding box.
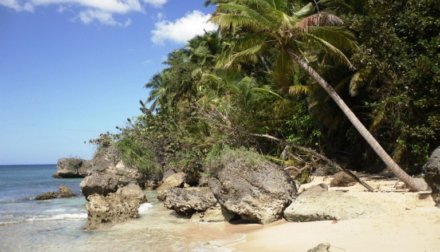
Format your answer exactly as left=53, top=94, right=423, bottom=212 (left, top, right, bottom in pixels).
left=0, top=0, right=217, bottom=165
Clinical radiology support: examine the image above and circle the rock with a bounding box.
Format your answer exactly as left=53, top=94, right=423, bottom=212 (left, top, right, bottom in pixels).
left=116, top=183, right=147, bottom=203
left=35, top=191, right=58, bottom=200
left=308, top=243, right=331, bottom=252
left=198, top=174, right=210, bottom=187
left=330, top=171, right=356, bottom=187
left=164, top=187, right=217, bottom=215
left=284, top=184, right=383, bottom=222
left=156, top=172, right=186, bottom=201
left=54, top=158, right=86, bottom=178
left=423, top=146, right=440, bottom=206
left=79, top=146, right=147, bottom=199
left=35, top=185, right=76, bottom=200
left=208, top=150, right=297, bottom=224
left=191, top=205, right=234, bottom=223
left=85, top=184, right=146, bottom=230
left=162, top=168, right=177, bottom=181
left=80, top=173, right=120, bottom=198
left=58, top=185, right=76, bottom=198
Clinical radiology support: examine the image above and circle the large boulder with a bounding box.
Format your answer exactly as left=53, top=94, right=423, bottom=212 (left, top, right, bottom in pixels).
left=283, top=184, right=396, bottom=222
left=85, top=184, right=147, bottom=230
left=164, top=187, right=217, bottom=215
left=54, top=158, right=86, bottom=178
left=423, top=146, right=440, bottom=206
left=156, top=172, right=186, bottom=201
left=208, top=149, right=297, bottom=224
left=80, top=173, right=120, bottom=198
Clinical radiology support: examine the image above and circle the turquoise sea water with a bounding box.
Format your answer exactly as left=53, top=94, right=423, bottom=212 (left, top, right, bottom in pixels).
left=0, top=165, right=244, bottom=251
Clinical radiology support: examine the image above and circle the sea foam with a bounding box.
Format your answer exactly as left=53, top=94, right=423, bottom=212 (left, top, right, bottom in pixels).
left=138, top=203, right=153, bottom=215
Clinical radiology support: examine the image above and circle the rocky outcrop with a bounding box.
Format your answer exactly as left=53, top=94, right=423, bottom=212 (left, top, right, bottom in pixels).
left=58, top=185, right=76, bottom=198
left=284, top=184, right=388, bottom=222
left=208, top=150, right=297, bottom=224
left=330, top=171, right=356, bottom=187
left=86, top=184, right=147, bottom=230
left=423, top=146, right=440, bottom=206
left=163, top=187, right=217, bottom=215
left=35, top=192, right=58, bottom=200
left=35, top=185, right=76, bottom=200
left=54, top=158, right=87, bottom=178
left=80, top=173, right=120, bottom=198
left=156, top=172, right=186, bottom=201
left=79, top=146, right=146, bottom=199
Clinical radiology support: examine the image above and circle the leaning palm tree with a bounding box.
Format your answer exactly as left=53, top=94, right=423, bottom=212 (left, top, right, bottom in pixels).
left=210, top=0, right=428, bottom=191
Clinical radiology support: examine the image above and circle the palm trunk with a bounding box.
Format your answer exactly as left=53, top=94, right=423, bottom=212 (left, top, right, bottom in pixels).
left=290, top=52, right=428, bottom=191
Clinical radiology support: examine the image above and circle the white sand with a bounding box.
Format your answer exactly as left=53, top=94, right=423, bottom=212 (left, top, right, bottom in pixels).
left=232, top=177, right=440, bottom=252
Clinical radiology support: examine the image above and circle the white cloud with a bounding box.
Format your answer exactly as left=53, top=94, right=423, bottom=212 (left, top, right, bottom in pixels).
left=0, top=0, right=145, bottom=26
left=151, top=10, right=217, bottom=45
left=78, top=9, right=131, bottom=27
left=143, top=0, right=166, bottom=8
left=0, top=0, right=33, bottom=11
left=31, top=0, right=142, bottom=14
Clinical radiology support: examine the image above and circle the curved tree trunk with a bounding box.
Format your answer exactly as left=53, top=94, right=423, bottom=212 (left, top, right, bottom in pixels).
left=290, top=52, right=428, bottom=191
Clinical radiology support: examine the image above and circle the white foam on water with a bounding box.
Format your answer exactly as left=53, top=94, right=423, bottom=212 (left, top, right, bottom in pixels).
left=26, top=213, right=87, bottom=222
left=138, top=203, right=153, bottom=215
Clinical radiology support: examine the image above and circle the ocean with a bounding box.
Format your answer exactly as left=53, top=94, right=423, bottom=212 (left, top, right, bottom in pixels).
left=0, top=165, right=247, bottom=251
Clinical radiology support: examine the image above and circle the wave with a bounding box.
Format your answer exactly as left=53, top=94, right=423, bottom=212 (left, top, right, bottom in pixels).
left=0, top=213, right=87, bottom=226
left=27, top=213, right=87, bottom=221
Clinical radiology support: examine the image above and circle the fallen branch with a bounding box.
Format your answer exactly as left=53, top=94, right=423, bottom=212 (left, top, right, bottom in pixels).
left=250, top=133, right=375, bottom=192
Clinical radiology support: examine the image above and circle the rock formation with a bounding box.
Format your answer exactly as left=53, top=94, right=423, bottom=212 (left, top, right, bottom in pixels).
left=79, top=146, right=146, bottom=199
left=163, top=187, right=217, bottom=215
left=423, top=146, right=440, bottom=206
left=80, top=173, right=120, bottom=198
left=208, top=150, right=297, bottom=224
left=54, top=158, right=87, bottom=178
left=35, top=185, right=76, bottom=200
left=156, top=172, right=186, bottom=201
left=85, top=184, right=147, bottom=230
left=283, top=184, right=395, bottom=222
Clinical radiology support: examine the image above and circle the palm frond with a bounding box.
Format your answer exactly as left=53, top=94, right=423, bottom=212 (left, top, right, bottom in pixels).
left=252, top=87, right=283, bottom=99
left=349, top=72, right=361, bottom=96
left=307, top=26, right=358, bottom=52
left=304, top=33, right=354, bottom=69
left=213, top=3, right=273, bottom=32
left=289, top=84, right=311, bottom=95
left=219, top=43, right=263, bottom=68
left=293, top=2, right=314, bottom=17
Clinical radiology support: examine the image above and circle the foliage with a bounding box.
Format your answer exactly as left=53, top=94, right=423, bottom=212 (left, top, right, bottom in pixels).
left=346, top=0, right=440, bottom=172
left=92, top=0, right=439, bottom=178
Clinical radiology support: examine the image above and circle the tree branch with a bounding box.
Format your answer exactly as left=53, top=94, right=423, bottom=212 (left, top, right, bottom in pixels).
left=250, top=133, right=375, bottom=192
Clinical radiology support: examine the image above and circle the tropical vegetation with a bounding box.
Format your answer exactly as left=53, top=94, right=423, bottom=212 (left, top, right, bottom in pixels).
left=94, top=0, right=439, bottom=191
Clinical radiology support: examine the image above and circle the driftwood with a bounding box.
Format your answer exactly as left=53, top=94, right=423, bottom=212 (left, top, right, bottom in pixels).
left=251, top=133, right=375, bottom=192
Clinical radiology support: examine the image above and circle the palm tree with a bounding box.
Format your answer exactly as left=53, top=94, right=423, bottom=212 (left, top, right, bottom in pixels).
left=210, top=0, right=427, bottom=191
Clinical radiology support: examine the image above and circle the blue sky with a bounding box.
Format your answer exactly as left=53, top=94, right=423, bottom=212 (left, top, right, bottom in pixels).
left=0, top=0, right=216, bottom=164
